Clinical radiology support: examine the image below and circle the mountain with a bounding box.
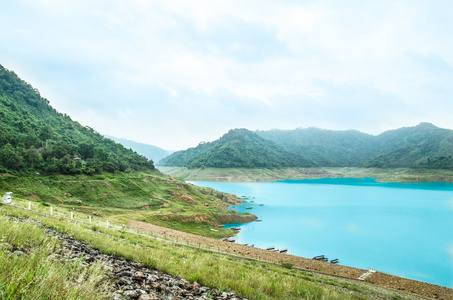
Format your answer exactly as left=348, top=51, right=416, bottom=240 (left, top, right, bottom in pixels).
left=258, top=123, right=453, bottom=169
left=158, top=128, right=318, bottom=168
left=105, top=136, right=173, bottom=163
left=161, top=123, right=453, bottom=170
left=0, top=64, right=154, bottom=174
left=365, top=122, right=453, bottom=168
left=257, top=127, right=377, bottom=167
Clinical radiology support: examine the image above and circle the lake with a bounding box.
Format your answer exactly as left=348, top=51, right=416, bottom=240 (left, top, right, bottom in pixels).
left=190, top=178, right=453, bottom=288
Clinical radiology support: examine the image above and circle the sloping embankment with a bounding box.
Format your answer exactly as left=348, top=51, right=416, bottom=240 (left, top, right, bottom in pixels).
left=129, top=219, right=453, bottom=300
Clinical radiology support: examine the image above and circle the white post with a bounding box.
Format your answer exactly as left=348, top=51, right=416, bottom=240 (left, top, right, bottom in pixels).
left=71, top=212, right=73, bottom=219
left=89, top=215, right=91, bottom=223
left=28, top=202, right=31, bottom=210
left=51, top=207, right=53, bottom=215
left=106, top=220, right=109, bottom=228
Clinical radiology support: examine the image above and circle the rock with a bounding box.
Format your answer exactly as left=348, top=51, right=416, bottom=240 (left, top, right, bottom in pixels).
left=13, top=250, right=25, bottom=256
left=123, top=290, right=139, bottom=298
left=116, top=270, right=134, bottom=277
left=118, top=276, right=132, bottom=286
left=133, top=271, right=146, bottom=282
left=138, top=294, right=158, bottom=300
left=112, top=293, right=122, bottom=300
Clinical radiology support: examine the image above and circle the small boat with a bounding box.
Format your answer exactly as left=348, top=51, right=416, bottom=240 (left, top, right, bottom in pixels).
left=246, top=207, right=252, bottom=209
left=220, top=237, right=236, bottom=243
left=330, top=259, right=339, bottom=264
left=255, top=219, right=262, bottom=222
left=266, top=246, right=275, bottom=251
left=312, top=255, right=325, bottom=261
left=279, top=248, right=288, bottom=253
left=259, top=204, right=264, bottom=206
left=230, top=227, right=241, bottom=231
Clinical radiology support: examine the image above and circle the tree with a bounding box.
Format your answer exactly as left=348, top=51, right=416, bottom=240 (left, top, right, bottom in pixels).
left=39, top=125, right=53, bottom=148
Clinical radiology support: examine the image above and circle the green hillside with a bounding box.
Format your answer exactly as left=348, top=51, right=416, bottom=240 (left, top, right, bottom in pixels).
left=0, top=64, right=153, bottom=175
left=365, top=122, right=453, bottom=169
left=0, top=64, right=254, bottom=237
left=257, top=124, right=453, bottom=170
left=257, top=128, right=377, bottom=167
left=158, top=128, right=318, bottom=168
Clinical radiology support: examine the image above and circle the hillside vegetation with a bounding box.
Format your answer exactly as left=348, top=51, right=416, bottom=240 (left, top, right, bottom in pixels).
left=0, top=64, right=153, bottom=175
left=0, top=64, right=254, bottom=237
left=158, top=128, right=317, bottom=168
left=160, top=123, right=453, bottom=171
left=258, top=123, right=453, bottom=169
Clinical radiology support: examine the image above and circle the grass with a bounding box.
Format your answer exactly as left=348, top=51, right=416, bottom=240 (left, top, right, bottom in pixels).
left=0, top=213, right=109, bottom=299
left=0, top=204, right=416, bottom=300
left=0, top=170, right=253, bottom=238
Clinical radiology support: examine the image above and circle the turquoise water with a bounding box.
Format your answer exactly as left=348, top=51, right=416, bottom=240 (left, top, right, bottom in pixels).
left=190, top=178, right=453, bottom=288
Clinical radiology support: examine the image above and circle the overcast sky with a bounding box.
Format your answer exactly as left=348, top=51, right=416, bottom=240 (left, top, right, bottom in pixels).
left=2, top=1, right=453, bottom=150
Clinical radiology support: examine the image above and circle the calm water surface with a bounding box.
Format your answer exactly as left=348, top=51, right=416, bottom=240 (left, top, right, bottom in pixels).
left=190, top=178, right=453, bottom=288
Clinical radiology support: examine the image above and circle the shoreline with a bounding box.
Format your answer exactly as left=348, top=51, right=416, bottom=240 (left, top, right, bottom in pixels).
left=158, top=166, right=453, bottom=183
left=130, top=219, right=453, bottom=299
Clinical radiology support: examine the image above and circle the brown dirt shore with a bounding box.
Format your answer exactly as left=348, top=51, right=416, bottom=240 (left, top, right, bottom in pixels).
left=129, top=220, right=453, bottom=300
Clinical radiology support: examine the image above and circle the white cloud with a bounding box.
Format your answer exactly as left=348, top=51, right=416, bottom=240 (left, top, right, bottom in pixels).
left=1, top=0, right=453, bottom=149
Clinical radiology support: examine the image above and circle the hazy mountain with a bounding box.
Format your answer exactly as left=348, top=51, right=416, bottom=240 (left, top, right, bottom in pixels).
left=258, top=123, right=453, bottom=169
left=160, top=123, right=453, bottom=170
left=158, top=128, right=317, bottom=168
left=105, top=136, right=172, bottom=164
left=257, top=128, right=377, bottom=167
left=365, top=122, right=453, bottom=168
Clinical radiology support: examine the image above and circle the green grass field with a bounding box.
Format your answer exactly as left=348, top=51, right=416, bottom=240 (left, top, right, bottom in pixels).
left=0, top=170, right=254, bottom=238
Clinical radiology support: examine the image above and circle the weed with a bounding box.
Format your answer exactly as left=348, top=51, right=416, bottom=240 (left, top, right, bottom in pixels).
left=281, top=262, right=294, bottom=269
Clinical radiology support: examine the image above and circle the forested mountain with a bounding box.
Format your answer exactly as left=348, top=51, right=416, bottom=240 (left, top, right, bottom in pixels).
left=257, top=128, right=377, bottom=167
left=258, top=123, right=453, bottom=169
left=106, top=136, right=172, bottom=163
left=160, top=123, right=453, bottom=170
left=365, top=122, right=453, bottom=169
left=0, top=64, right=154, bottom=174
left=158, top=129, right=317, bottom=168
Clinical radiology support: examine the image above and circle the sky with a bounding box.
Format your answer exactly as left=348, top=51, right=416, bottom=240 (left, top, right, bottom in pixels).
left=2, top=1, right=453, bottom=150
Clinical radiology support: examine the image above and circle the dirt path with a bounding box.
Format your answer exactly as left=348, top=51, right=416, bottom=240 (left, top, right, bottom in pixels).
left=129, top=220, right=453, bottom=300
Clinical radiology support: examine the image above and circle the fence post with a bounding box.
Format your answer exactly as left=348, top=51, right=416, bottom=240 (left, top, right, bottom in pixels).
left=89, top=215, right=91, bottom=223
left=28, top=202, right=31, bottom=210
left=71, top=212, right=73, bottom=219
left=51, top=207, right=53, bottom=215
left=107, top=220, right=109, bottom=228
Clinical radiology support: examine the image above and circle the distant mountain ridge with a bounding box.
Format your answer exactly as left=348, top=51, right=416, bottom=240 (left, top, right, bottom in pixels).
left=160, top=123, right=453, bottom=170
left=158, top=129, right=317, bottom=168
left=105, top=136, right=172, bottom=163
